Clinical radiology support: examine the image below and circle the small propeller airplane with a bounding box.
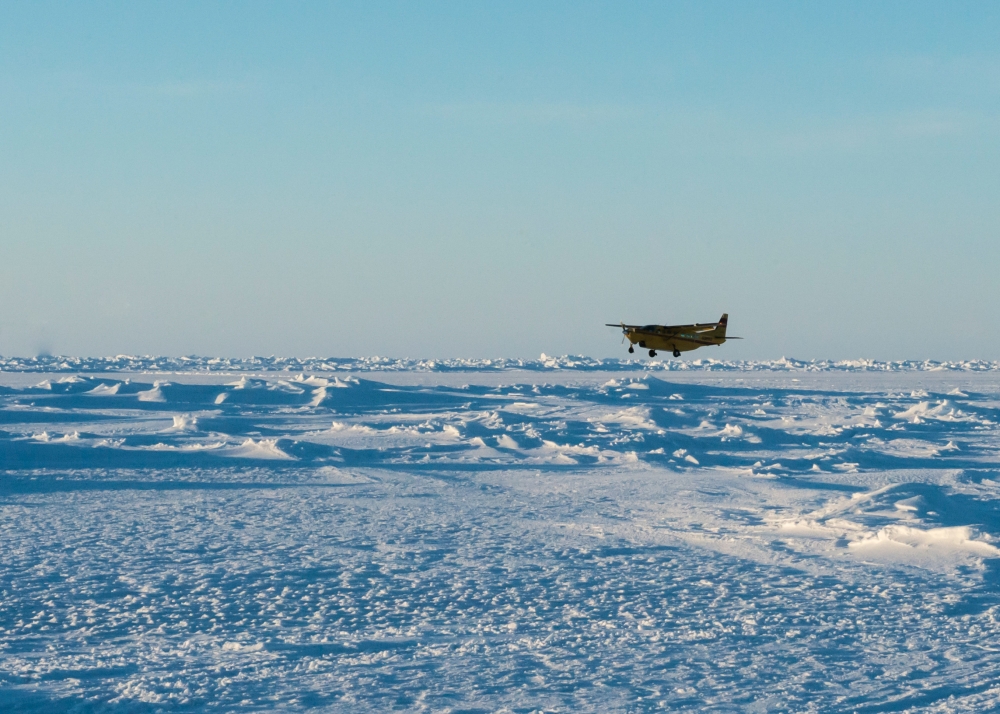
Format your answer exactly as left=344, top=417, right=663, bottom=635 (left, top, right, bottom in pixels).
left=607, top=313, right=741, bottom=358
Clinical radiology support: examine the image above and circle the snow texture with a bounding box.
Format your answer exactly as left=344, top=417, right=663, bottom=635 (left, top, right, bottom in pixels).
left=2, top=361, right=1000, bottom=711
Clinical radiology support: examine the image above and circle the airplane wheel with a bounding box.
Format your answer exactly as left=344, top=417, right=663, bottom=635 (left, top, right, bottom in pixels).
left=673, top=350, right=681, bottom=358
left=628, top=346, right=634, bottom=354
left=648, top=350, right=656, bottom=358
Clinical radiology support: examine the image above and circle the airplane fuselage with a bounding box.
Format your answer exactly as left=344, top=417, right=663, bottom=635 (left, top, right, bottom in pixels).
left=608, top=314, right=738, bottom=357
left=625, top=325, right=727, bottom=353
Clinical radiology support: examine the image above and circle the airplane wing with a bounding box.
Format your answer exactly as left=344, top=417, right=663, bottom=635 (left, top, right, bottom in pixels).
left=661, top=322, right=720, bottom=332
left=606, top=322, right=721, bottom=336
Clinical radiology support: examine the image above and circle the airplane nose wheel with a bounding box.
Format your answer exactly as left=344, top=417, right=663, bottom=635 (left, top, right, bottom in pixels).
left=648, top=349, right=656, bottom=358
left=673, top=349, right=681, bottom=358
left=628, top=345, right=634, bottom=354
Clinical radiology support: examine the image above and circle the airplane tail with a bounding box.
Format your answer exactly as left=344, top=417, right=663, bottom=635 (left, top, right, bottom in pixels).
left=714, top=313, right=728, bottom=338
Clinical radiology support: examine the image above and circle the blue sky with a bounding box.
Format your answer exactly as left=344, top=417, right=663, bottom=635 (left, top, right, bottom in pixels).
left=2, top=2, right=998, bottom=360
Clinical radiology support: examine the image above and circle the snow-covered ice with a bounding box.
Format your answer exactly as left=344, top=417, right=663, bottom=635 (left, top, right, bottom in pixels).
left=3, top=359, right=1000, bottom=710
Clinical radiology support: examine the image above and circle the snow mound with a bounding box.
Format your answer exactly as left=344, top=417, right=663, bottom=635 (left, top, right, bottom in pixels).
left=850, top=525, right=1000, bottom=558
left=892, top=400, right=975, bottom=423
left=224, top=438, right=295, bottom=460
left=138, top=381, right=169, bottom=402
left=171, top=414, right=198, bottom=431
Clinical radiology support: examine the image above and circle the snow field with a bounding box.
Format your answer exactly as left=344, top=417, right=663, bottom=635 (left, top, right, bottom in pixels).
left=2, top=365, right=1000, bottom=710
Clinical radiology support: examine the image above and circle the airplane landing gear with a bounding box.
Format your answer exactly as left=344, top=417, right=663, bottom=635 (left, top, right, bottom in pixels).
left=649, top=349, right=657, bottom=358
left=673, top=349, right=681, bottom=358
left=628, top=345, right=634, bottom=354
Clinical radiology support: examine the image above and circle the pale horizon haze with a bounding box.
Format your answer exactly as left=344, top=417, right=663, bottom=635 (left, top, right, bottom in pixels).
left=2, top=2, right=999, bottom=361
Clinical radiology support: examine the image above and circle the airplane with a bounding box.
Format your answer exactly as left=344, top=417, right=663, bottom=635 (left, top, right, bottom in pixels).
left=607, top=313, right=741, bottom=358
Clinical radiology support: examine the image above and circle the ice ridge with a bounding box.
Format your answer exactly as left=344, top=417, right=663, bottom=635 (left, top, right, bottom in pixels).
left=1, top=354, right=999, bottom=373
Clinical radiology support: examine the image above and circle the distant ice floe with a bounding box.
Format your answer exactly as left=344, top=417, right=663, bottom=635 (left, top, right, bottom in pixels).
left=4, top=353, right=1000, bottom=373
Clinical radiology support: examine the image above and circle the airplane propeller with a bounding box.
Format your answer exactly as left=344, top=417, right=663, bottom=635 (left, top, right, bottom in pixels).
left=605, top=322, right=637, bottom=353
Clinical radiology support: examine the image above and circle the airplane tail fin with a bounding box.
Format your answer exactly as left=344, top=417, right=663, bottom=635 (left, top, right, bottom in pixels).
left=712, top=313, right=729, bottom=339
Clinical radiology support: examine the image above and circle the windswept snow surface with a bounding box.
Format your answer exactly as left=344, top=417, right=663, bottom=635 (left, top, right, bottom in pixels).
left=3, top=361, right=1000, bottom=710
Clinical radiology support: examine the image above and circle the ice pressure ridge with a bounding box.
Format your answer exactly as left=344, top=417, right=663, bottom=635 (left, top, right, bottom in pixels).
left=2, top=354, right=1000, bottom=373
